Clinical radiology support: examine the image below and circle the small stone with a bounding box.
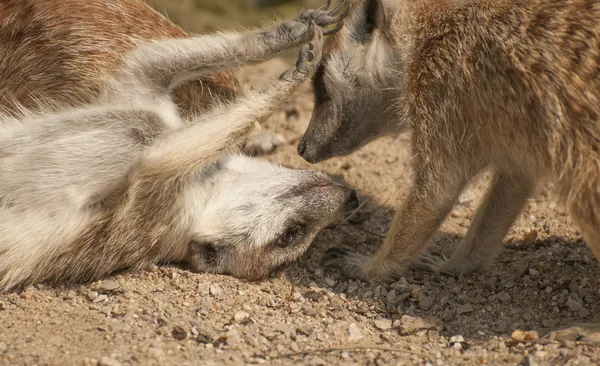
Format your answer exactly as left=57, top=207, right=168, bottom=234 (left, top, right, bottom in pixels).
left=87, top=291, right=99, bottom=301
left=198, top=283, right=210, bottom=295
left=340, top=162, right=351, bottom=170
left=233, top=311, right=251, bottom=324
left=511, top=329, right=540, bottom=343
left=171, top=326, right=187, bottom=340
left=399, top=315, right=430, bottom=334
left=225, top=330, right=242, bottom=346
left=348, top=323, right=363, bottom=341
left=524, top=230, right=538, bottom=243
left=98, top=280, right=120, bottom=292
left=528, top=268, right=540, bottom=277
left=456, top=304, right=474, bottom=315
left=458, top=189, right=476, bottom=205
left=93, top=294, right=108, bottom=303
left=578, top=308, right=590, bottom=318
left=66, top=290, right=77, bottom=299
left=329, top=297, right=344, bottom=308
left=373, top=319, right=392, bottom=331
left=144, top=263, right=159, bottom=272
left=449, top=335, right=465, bottom=344
left=386, top=290, right=397, bottom=304
left=98, top=357, right=122, bottom=366
left=274, top=324, right=293, bottom=336
left=209, top=284, right=223, bottom=297
left=567, top=298, right=583, bottom=312
left=497, top=292, right=512, bottom=304
left=419, top=296, right=434, bottom=311
left=324, top=277, right=336, bottom=287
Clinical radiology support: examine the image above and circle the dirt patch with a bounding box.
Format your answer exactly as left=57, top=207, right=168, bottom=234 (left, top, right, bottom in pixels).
left=1, top=59, right=599, bottom=366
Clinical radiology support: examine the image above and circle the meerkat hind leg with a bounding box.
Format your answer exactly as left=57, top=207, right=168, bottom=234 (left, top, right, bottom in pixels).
left=438, top=172, right=535, bottom=276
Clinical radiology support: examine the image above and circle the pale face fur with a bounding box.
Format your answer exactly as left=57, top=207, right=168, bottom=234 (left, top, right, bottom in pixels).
left=299, top=0, right=402, bottom=162
left=0, top=3, right=351, bottom=290
left=186, top=156, right=357, bottom=279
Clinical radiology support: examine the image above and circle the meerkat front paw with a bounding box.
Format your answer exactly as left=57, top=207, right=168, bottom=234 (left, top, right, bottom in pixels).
left=437, top=254, right=487, bottom=277
left=298, top=0, right=348, bottom=35
left=243, top=130, right=286, bottom=156
left=276, top=0, right=347, bottom=46
left=410, top=251, right=447, bottom=272
left=323, top=247, right=405, bottom=280
left=279, top=26, right=323, bottom=83
left=322, top=247, right=371, bottom=279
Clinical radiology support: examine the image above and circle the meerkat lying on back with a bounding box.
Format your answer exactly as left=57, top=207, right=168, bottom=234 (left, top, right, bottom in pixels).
left=293, top=0, right=600, bottom=281
left=0, top=0, right=279, bottom=155
left=0, top=3, right=355, bottom=292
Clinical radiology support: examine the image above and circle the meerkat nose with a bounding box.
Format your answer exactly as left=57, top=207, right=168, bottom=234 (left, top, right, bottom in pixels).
left=344, top=189, right=360, bottom=211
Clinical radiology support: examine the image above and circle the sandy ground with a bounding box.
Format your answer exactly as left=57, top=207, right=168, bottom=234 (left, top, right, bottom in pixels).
left=1, top=59, right=599, bottom=366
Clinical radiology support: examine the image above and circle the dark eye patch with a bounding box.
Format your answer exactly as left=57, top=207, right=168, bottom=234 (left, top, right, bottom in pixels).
left=313, top=63, right=328, bottom=103
left=273, top=224, right=306, bottom=249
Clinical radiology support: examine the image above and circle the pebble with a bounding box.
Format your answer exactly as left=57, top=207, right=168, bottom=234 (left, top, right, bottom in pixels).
left=98, top=280, right=120, bottom=292
left=324, top=277, right=336, bottom=287
left=98, top=357, right=122, bottom=366
left=524, top=230, right=538, bottom=243
left=566, top=298, right=583, bottom=312
left=458, top=189, right=476, bottom=205
left=578, top=308, right=590, bottom=318
left=419, top=296, right=434, bottom=311
left=233, top=311, right=251, bottom=324
left=456, top=304, right=474, bottom=315
left=274, top=324, right=293, bottom=336
left=497, top=292, right=512, bottom=304
left=329, top=297, right=344, bottom=309
left=399, top=315, right=430, bottom=334
left=511, top=330, right=539, bottom=343
left=386, top=290, right=397, bottom=304
left=373, top=319, right=392, bottom=331
left=198, top=283, right=210, bottom=295
left=348, top=323, right=363, bottom=341
left=209, top=284, right=223, bottom=297
left=93, top=295, right=108, bottom=303
left=171, top=326, right=187, bottom=340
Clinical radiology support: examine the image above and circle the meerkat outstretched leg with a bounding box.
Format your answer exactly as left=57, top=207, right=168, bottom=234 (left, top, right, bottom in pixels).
left=101, top=1, right=346, bottom=104
left=438, top=172, right=536, bottom=275
left=326, top=157, right=472, bottom=279
left=132, top=34, right=324, bottom=181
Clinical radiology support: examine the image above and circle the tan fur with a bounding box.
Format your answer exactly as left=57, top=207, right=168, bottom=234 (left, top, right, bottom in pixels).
left=306, top=0, right=600, bottom=280
left=0, top=0, right=240, bottom=118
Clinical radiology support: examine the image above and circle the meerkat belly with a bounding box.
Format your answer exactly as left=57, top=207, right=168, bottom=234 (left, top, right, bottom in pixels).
left=0, top=106, right=173, bottom=210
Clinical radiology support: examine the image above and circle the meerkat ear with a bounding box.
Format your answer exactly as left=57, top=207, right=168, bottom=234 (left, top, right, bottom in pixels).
left=365, top=0, right=385, bottom=33
left=351, top=0, right=386, bottom=43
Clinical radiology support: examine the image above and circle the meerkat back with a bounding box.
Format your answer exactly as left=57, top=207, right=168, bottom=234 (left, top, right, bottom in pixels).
left=0, top=0, right=240, bottom=117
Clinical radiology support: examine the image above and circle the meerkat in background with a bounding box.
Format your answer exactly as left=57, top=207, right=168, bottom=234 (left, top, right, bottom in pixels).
left=295, top=0, right=600, bottom=282
left=0, top=0, right=278, bottom=155
left=0, top=3, right=356, bottom=292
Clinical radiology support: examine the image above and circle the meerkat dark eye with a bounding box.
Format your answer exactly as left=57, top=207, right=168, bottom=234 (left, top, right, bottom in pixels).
left=313, top=64, right=328, bottom=103
left=276, top=225, right=306, bottom=248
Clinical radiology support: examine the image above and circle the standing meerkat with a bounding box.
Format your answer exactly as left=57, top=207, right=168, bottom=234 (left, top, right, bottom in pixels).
left=296, top=0, right=600, bottom=282
left=0, top=0, right=279, bottom=155
left=0, top=3, right=355, bottom=291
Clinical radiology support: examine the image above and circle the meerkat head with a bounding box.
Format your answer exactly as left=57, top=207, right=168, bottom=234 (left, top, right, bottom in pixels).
left=298, top=0, right=403, bottom=163
left=184, top=155, right=358, bottom=280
